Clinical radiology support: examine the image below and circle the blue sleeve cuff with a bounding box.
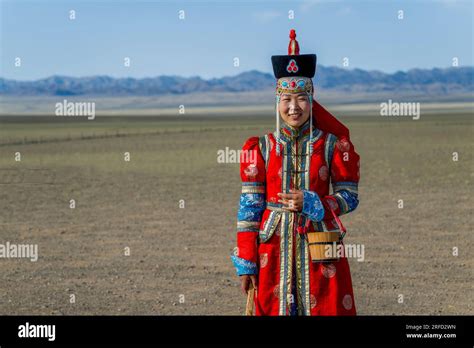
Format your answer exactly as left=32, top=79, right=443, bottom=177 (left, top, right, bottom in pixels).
left=237, top=193, right=266, bottom=221
left=301, top=190, right=325, bottom=222
left=230, top=255, right=257, bottom=276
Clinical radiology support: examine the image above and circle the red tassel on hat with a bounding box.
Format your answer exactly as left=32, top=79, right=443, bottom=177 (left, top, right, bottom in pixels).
left=288, top=29, right=300, bottom=55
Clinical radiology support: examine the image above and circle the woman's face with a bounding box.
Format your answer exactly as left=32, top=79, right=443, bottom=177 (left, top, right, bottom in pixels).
left=278, top=92, right=311, bottom=128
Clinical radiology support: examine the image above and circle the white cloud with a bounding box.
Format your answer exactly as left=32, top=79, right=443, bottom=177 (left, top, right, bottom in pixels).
left=298, top=0, right=342, bottom=13
left=252, top=10, right=282, bottom=23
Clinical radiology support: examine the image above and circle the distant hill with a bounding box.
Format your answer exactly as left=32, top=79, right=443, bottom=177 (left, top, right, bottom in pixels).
left=0, top=66, right=472, bottom=96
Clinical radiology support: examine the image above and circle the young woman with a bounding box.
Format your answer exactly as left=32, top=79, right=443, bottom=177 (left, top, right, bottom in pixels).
left=231, top=30, right=360, bottom=316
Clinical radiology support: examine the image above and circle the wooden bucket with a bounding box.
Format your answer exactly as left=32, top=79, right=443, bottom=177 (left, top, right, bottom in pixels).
left=307, top=231, right=342, bottom=263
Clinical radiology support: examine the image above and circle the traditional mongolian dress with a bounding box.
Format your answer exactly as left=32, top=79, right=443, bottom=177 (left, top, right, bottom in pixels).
left=231, top=30, right=360, bottom=316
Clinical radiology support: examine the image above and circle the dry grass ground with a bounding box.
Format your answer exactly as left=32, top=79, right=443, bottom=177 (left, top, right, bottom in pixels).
left=0, top=111, right=472, bottom=315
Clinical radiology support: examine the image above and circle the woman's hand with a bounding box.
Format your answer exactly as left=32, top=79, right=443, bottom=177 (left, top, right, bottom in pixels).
left=278, top=189, right=304, bottom=212
left=240, top=275, right=257, bottom=295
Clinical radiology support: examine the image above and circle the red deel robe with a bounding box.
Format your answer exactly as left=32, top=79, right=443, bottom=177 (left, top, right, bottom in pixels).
left=232, top=102, right=360, bottom=316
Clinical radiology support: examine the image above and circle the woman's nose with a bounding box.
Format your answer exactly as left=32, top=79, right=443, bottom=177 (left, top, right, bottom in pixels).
left=289, top=103, right=300, bottom=112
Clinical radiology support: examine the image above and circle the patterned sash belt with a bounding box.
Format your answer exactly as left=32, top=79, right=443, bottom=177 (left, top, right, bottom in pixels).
left=267, top=202, right=312, bottom=234
left=266, top=202, right=287, bottom=212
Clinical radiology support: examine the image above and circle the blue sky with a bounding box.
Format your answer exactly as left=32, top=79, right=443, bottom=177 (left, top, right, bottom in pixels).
left=1, top=0, right=473, bottom=81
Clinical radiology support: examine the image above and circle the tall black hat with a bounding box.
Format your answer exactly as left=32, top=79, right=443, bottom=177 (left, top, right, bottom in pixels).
left=271, top=29, right=317, bottom=79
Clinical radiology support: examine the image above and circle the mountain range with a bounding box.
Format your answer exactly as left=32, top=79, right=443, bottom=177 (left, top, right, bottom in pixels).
left=0, top=66, right=472, bottom=96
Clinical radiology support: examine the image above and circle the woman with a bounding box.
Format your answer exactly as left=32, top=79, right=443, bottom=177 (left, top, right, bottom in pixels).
left=231, top=30, right=360, bottom=316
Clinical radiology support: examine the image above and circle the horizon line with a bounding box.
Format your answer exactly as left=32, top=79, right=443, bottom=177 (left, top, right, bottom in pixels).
left=1, top=65, right=472, bottom=83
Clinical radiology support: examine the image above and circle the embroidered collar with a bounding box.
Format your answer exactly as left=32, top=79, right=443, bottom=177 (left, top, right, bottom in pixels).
left=280, top=118, right=312, bottom=141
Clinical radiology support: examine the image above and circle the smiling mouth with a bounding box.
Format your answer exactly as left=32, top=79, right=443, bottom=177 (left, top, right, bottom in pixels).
left=289, top=113, right=301, bottom=118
